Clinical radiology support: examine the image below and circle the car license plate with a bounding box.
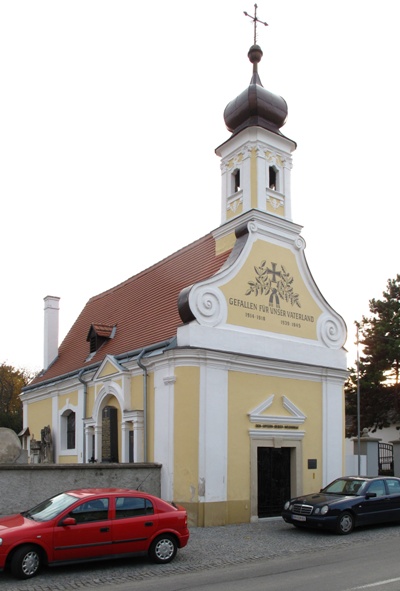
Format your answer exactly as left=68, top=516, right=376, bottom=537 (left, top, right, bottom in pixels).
left=292, top=515, right=306, bottom=522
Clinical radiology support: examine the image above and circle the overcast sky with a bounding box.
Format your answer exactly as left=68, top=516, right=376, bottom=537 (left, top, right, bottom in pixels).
left=1, top=0, right=399, bottom=373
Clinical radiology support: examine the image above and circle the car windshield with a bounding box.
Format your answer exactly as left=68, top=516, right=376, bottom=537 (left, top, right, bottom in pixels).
left=21, top=493, right=79, bottom=522
left=322, top=478, right=367, bottom=496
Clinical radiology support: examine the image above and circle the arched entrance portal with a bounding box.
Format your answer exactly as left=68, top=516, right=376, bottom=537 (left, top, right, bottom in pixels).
left=83, top=383, right=144, bottom=463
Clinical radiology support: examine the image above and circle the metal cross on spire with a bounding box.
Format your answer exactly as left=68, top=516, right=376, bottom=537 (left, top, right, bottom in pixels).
left=244, top=4, right=268, bottom=45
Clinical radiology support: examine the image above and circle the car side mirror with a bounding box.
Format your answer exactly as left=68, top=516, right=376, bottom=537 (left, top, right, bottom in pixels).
left=60, top=517, right=77, bottom=526
left=365, top=492, right=377, bottom=499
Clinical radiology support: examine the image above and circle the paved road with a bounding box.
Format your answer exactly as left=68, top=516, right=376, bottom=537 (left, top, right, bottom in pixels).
left=67, top=539, right=400, bottom=591
left=2, top=518, right=400, bottom=591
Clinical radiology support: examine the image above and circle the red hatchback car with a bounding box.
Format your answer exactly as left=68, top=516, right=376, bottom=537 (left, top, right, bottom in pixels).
left=0, top=488, right=190, bottom=579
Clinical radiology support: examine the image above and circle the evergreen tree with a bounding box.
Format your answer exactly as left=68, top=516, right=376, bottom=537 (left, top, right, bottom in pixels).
left=345, top=275, right=400, bottom=436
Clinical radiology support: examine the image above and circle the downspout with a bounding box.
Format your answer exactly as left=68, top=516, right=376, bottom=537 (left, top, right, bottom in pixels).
left=136, top=339, right=174, bottom=463
left=137, top=350, right=149, bottom=463
left=78, top=369, right=90, bottom=463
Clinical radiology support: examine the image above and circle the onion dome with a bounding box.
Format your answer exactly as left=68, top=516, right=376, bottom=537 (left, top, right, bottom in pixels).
left=224, top=44, right=288, bottom=136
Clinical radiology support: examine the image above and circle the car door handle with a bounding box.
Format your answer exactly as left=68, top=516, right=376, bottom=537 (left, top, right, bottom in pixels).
left=145, top=522, right=154, bottom=527
left=100, top=527, right=110, bottom=532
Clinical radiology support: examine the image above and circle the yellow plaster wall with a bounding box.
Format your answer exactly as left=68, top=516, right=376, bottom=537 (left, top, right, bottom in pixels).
left=299, top=382, right=323, bottom=493
left=228, top=371, right=323, bottom=497
left=131, top=374, right=144, bottom=410
left=226, top=200, right=243, bottom=220
left=27, top=399, right=53, bottom=441
left=58, top=390, right=78, bottom=410
left=86, top=386, right=95, bottom=417
left=98, top=361, right=119, bottom=378
left=266, top=199, right=284, bottom=217
left=220, top=239, right=323, bottom=339
left=58, top=455, right=78, bottom=464
left=215, top=232, right=236, bottom=256
left=173, top=366, right=200, bottom=503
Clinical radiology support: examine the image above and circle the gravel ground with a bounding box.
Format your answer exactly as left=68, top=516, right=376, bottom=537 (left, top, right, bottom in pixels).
left=2, top=518, right=400, bottom=591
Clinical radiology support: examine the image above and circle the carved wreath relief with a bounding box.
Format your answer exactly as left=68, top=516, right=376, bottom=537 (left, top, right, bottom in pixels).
left=246, top=261, right=301, bottom=308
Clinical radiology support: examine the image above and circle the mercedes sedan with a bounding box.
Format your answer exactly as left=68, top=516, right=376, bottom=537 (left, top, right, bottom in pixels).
left=0, top=488, right=189, bottom=579
left=282, top=476, right=400, bottom=534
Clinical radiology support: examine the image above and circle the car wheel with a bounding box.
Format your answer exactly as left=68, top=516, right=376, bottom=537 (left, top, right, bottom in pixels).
left=149, top=534, right=178, bottom=564
left=10, top=545, right=41, bottom=579
left=336, top=512, right=354, bottom=535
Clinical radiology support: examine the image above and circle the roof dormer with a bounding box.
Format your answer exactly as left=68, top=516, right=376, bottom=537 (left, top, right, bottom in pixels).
left=86, top=324, right=116, bottom=357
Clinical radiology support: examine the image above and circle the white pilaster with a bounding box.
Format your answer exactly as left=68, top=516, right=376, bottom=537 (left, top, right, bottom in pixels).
left=121, top=421, right=130, bottom=463
left=198, top=365, right=228, bottom=502
left=153, top=370, right=176, bottom=500
left=322, top=375, right=345, bottom=485
left=94, top=425, right=102, bottom=462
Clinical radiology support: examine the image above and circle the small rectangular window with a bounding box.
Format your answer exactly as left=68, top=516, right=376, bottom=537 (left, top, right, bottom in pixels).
left=269, top=166, right=277, bottom=190
left=234, top=169, right=241, bottom=192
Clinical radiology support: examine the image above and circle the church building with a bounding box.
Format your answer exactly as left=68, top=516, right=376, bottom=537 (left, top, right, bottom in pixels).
left=21, top=34, right=348, bottom=526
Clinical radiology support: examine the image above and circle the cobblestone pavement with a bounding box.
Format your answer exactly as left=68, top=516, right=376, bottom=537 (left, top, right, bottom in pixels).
left=2, top=519, right=400, bottom=591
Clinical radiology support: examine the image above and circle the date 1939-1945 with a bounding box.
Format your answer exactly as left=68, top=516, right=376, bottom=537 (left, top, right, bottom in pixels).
left=281, top=320, right=301, bottom=328
left=245, top=312, right=301, bottom=329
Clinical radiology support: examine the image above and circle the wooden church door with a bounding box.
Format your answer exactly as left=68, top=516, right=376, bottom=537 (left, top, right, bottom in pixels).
left=257, top=447, right=291, bottom=517
left=102, top=406, right=119, bottom=463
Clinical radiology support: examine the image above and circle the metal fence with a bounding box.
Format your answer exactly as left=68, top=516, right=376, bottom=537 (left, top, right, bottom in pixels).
left=379, top=442, right=394, bottom=476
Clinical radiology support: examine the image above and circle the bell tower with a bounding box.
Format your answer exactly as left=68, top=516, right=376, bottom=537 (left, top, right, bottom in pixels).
left=215, top=11, right=296, bottom=225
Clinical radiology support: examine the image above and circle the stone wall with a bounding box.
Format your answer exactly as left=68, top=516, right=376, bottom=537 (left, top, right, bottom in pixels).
left=0, top=463, right=161, bottom=516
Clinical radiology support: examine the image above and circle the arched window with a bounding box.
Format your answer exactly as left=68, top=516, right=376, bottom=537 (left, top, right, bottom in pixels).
left=67, top=412, right=76, bottom=449
left=60, top=409, right=76, bottom=451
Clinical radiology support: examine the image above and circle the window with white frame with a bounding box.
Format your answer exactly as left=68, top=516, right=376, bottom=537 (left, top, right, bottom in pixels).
left=60, top=409, right=76, bottom=451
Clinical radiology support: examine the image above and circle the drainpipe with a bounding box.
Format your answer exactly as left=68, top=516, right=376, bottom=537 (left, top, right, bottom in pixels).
left=137, top=349, right=149, bottom=463
left=78, top=369, right=90, bottom=463
left=136, top=340, right=173, bottom=463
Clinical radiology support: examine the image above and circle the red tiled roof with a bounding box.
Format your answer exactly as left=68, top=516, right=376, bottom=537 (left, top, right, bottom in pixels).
left=31, top=233, right=231, bottom=386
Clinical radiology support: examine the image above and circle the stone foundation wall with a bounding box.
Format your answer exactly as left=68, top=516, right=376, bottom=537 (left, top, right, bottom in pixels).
left=0, top=463, right=161, bottom=516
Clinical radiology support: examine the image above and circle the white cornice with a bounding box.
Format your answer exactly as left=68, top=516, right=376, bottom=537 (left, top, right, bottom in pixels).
left=21, top=342, right=347, bottom=405
left=212, top=209, right=303, bottom=246
left=249, top=429, right=305, bottom=440
left=139, top=347, right=348, bottom=382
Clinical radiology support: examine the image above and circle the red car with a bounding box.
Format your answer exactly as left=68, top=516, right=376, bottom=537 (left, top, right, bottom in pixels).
left=0, top=488, right=190, bottom=579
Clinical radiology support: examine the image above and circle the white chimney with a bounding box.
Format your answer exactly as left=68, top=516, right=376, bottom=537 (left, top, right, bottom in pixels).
left=44, top=296, right=60, bottom=370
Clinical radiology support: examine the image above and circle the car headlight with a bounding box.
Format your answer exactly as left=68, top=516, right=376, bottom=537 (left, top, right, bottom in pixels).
left=0, top=538, right=2, bottom=545
left=320, top=505, right=329, bottom=515
left=314, top=507, right=320, bottom=514
left=284, top=501, right=291, bottom=510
